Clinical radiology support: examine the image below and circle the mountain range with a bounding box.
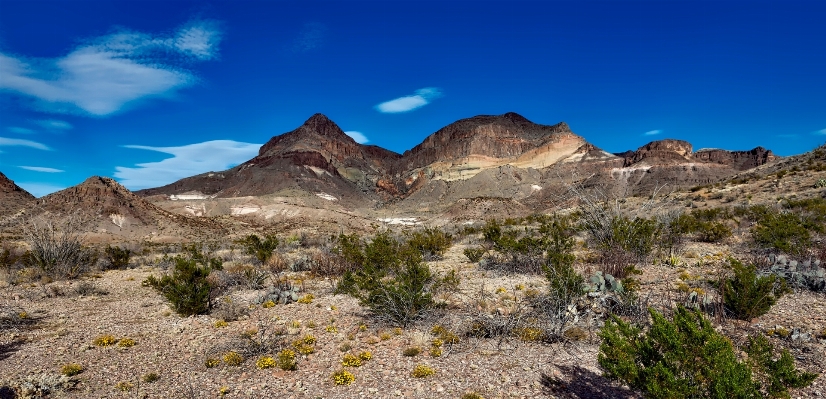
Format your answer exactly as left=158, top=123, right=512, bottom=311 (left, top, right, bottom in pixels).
left=1, top=112, right=779, bottom=239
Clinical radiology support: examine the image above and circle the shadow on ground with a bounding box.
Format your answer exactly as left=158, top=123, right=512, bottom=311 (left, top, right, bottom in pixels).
left=541, top=365, right=638, bottom=399
left=0, top=339, right=24, bottom=362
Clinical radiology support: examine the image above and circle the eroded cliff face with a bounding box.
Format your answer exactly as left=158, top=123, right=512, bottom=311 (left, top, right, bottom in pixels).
left=692, top=147, right=776, bottom=170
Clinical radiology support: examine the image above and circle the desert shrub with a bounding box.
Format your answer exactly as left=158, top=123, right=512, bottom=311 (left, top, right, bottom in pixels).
left=695, top=221, right=733, bottom=243
left=117, top=337, right=136, bottom=347
left=236, top=234, right=279, bottom=265
left=143, top=246, right=221, bottom=316
left=256, top=355, right=276, bottom=369
left=21, top=216, right=97, bottom=279
left=226, top=264, right=269, bottom=289
left=341, top=353, right=362, bottom=367
left=745, top=334, right=818, bottom=398
left=103, top=245, right=131, bottom=270
left=277, top=349, right=297, bottom=371
left=463, top=247, right=485, bottom=262
left=141, top=373, right=159, bottom=383
left=411, top=363, right=436, bottom=378
left=222, top=351, right=244, bottom=366
left=406, top=227, right=453, bottom=260
left=751, top=211, right=811, bottom=256
left=59, top=363, right=83, bottom=377
left=599, top=306, right=815, bottom=399
left=781, top=197, right=826, bottom=234
left=331, top=369, right=355, bottom=385
left=93, top=334, right=117, bottom=347
left=722, top=258, right=785, bottom=321
left=74, top=281, right=108, bottom=296
left=402, top=346, right=421, bottom=357
left=542, top=215, right=584, bottom=304
left=336, top=231, right=439, bottom=327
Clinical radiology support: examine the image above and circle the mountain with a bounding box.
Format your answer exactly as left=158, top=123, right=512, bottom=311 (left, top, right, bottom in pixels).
left=32, top=176, right=223, bottom=241
left=0, top=171, right=35, bottom=218
left=138, top=114, right=401, bottom=206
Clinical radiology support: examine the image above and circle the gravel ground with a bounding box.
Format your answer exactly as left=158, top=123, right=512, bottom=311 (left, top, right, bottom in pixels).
left=1, top=242, right=823, bottom=399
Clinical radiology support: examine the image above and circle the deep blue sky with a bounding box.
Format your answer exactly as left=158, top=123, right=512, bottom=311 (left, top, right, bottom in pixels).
left=1, top=1, right=824, bottom=196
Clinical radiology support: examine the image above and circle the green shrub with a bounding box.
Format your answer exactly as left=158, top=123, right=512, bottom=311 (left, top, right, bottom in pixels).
left=236, top=234, right=279, bottom=265
left=696, top=221, right=733, bottom=243
left=463, top=247, right=485, bottom=263
left=745, top=334, right=818, bottom=398
left=722, top=258, right=785, bottom=321
left=406, top=227, right=452, bottom=260
left=144, top=247, right=219, bottom=316
left=104, top=245, right=131, bottom=269
left=599, top=306, right=815, bottom=399
left=336, top=232, right=438, bottom=327
left=542, top=215, right=583, bottom=303
left=752, top=212, right=811, bottom=256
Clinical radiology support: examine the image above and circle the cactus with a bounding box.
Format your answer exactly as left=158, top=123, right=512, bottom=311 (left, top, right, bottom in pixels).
left=762, top=255, right=826, bottom=292
left=584, top=271, right=624, bottom=293
left=684, top=290, right=716, bottom=313
left=259, top=281, right=302, bottom=305
left=815, top=178, right=826, bottom=188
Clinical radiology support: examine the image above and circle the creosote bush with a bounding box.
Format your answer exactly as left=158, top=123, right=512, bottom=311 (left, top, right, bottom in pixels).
left=599, top=306, right=816, bottom=399
left=143, top=245, right=222, bottom=316
left=236, top=234, right=279, bottom=265
left=722, top=258, right=785, bottom=321
left=103, top=245, right=131, bottom=270
left=335, top=231, right=445, bottom=327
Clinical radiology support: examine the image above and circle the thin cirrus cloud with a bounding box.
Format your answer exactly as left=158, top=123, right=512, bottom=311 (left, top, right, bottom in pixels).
left=643, top=129, right=662, bottom=136
left=18, top=166, right=64, bottom=173
left=375, top=87, right=443, bottom=113
left=35, top=119, right=72, bottom=130
left=0, top=19, right=222, bottom=117
left=0, top=137, right=51, bottom=150
left=7, top=127, right=35, bottom=134
left=344, top=131, right=369, bottom=144
left=816, top=128, right=826, bottom=135
left=115, top=140, right=262, bottom=190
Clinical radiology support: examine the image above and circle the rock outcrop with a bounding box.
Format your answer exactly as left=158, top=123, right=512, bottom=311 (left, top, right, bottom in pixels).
left=0, top=171, right=34, bottom=217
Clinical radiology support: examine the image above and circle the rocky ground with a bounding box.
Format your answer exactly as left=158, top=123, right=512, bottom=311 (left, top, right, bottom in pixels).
left=1, top=233, right=824, bottom=399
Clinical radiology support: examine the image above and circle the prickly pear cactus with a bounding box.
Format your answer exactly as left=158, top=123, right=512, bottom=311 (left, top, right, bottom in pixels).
left=763, top=254, right=826, bottom=292
left=584, top=271, right=624, bottom=293
left=259, top=281, right=302, bottom=305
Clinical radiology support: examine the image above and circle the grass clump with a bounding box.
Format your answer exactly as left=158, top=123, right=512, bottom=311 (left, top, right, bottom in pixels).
left=141, top=372, right=159, bottom=383
left=722, top=258, right=786, bottom=321
left=463, top=247, right=485, bottom=263
left=60, top=363, right=83, bottom=377
left=214, top=320, right=228, bottom=328
left=205, top=357, right=220, bottom=368
left=117, top=337, right=136, bottom=347
left=331, top=369, right=355, bottom=385
left=402, top=346, right=422, bottom=357
left=411, top=363, right=436, bottom=378
left=277, top=349, right=297, bottom=371
left=93, top=334, right=117, bottom=347
left=358, top=351, right=372, bottom=361
left=297, top=294, right=314, bottom=304
left=115, top=381, right=134, bottom=392
left=462, top=393, right=484, bottom=399
left=599, top=306, right=816, bottom=399
left=341, top=353, right=362, bottom=367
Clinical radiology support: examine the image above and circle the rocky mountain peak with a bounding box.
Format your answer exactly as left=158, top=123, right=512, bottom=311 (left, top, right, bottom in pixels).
left=0, top=171, right=35, bottom=217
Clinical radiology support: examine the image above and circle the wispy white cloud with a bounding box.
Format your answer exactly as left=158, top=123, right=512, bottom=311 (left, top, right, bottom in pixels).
left=34, top=119, right=72, bottom=130
left=15, top=182, right=66, bottom=198
left=290, top=22, right=326, bottom=53
left=344, top=131, right=369, bottom=144
left=0, top=137, right=51, bottom=150
left=115, top=140, right=261, bottom=190
left=18, top=166, right=64, bottom=173
left=375, top=87, right=443, bottom=113
left=643, top=129, right=662, bottom=136
left=815, top=128, right=826, bottom=135
left=7, top=127, right=34, bottom=134
left=0, top=19, right=222, bottom=117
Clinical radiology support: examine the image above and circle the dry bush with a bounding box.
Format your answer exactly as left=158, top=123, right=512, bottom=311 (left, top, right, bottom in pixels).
left=265, top=253, right=289, bottom=275
left=210, top=298, right=250, bottom=322
left=21, top=214, right=97, bottom=280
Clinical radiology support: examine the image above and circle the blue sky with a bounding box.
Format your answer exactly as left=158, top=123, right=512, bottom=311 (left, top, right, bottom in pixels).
left=1, top=1, right=824, bottom=197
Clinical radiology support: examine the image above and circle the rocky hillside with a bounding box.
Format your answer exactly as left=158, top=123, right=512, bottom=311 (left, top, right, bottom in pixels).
left=138, top=114, right=400, bottom=207
left=30, top=176, right=224, bottom=241
left=0, top=171, right=34, bottom=218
